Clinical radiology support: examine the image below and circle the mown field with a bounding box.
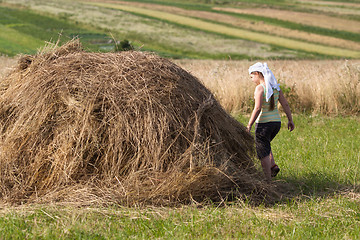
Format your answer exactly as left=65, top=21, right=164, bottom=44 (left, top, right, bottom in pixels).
left=1, top=0, right=360, bottom=59
left=0, top=0, right=359, bottom=239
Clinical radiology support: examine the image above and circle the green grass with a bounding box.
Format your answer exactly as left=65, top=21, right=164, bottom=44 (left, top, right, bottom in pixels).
left=1, top=114, right=359, bottom=239
left=0, top=6, right=114, bottom=56
left=237, top=115, right=360, bottom=194
left=1, top=197, right=359, bottom=239
left=0, top=24, right=44, bottom=56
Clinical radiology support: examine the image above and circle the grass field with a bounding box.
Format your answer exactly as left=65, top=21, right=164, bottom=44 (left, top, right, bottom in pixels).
left=0, top=4, right=115, bottom=56
left=86, top=2, right=360, bottom=58
left=0, top=114, right=359, bottom=239
left=0, top=1, right=293, bottom=59
left=0, top=24, right=44, bottom=56
left=112, top=2, right=360, bottom=51
left=2, top=0, right=360, bottom=59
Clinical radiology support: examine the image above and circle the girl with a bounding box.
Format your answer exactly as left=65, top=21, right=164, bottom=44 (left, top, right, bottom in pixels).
left=247, top=62, right=295, bottom=181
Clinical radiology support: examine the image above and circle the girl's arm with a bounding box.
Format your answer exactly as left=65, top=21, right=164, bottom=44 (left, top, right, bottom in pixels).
left=278, top=90, right=295, bottom=131
left=247, top=85, right=263, bottom=132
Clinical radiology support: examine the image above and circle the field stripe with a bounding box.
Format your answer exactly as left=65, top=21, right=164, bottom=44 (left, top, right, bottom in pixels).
left=86, top=2, right=360, bottom=58
left=0, top=24, right=44, bottom=55
left=214, top=7, right=360, bottom=34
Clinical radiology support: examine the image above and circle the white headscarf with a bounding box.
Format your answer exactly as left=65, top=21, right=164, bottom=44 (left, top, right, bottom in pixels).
left=248, top=62, right=280, bottom=102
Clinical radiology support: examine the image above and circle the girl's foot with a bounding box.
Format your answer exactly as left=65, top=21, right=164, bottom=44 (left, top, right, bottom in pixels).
left=271, top=164, right=280, bottom=177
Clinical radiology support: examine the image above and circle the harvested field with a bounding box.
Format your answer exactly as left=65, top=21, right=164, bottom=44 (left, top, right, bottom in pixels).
left=0, top=40, right=274, bottom=206
left=87, top=2, right=360, bottom=58
left=4, top=0, right=360, bottom=58
left=216, top=7, right=360, bottom=33
left=88, top=0, right=360, bottom=51
left=6, top=0, right=292, bottom=59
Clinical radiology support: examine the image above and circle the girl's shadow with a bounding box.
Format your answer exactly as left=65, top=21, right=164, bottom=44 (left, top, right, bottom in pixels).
left=272, top=172, right=359, bottom=203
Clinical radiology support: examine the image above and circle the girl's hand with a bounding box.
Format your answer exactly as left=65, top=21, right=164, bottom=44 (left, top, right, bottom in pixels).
left=288, top=120, right=295, bottom=132
left=246, top=125, right=251, bottom=132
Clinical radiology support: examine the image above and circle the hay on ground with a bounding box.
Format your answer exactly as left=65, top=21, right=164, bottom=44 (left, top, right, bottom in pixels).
left=0, top=40, right=273, bottom=206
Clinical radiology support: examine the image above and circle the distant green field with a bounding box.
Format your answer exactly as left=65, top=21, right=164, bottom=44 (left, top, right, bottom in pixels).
left=2, top=0, right=360, bottom=59
left=0, top=6, right=114, bottom=56
left=0, top=24, right=43, bottom=55
left=0, top=4, right=255, bottom=59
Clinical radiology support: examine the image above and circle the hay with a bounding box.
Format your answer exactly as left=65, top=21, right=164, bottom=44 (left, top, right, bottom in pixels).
left=0, top=40, right=272, bottom=206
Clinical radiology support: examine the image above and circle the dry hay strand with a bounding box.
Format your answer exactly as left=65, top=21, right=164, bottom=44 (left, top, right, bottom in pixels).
left=0, top=40, right=274, bottom=206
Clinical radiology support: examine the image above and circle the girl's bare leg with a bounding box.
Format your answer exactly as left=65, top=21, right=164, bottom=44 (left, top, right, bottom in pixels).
left=270, top=151, right=276, bottom=167
left=261, top=155, right=272, bottom=181
left=269, top=151, right=280, bottom=177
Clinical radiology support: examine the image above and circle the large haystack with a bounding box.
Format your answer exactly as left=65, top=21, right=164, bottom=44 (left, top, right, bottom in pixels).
left=0, top=40, right=271, bottom=206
